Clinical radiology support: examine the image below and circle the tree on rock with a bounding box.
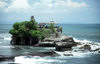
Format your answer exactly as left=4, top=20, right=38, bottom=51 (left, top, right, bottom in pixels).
left=9, top=17, right=44, bottom=45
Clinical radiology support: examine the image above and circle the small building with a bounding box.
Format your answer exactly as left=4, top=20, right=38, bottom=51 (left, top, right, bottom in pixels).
left=39, top=22, right=47, bottom=28
left=31, top=16, right=35, bottom=20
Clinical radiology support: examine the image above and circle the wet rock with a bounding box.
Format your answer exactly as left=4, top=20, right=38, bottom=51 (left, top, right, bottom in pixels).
left=25, top=51, right=59, bottom=57
left=43, top=40, right=55, bottom=42
left=37, top=43, right=55, bottom=47
left=10, top=36, right=18, bottom=45
left=98, top=51, right=100, bottom=53
left=0, top=55, right=14, bottom=61
left=64, top=54, right=73, bottom=56
left=11, top=36, right=39, bottom=45
left=56, top=46, right=72, bottom=51
left=55, top=42, right=74, bottom=51
left=73, top=42, right=79, bottom=46
left=37, top=41, right=55, bottom=47
left=93, top=48, right=100, bottom=51
left=80, top=45, right=91, bottom=50
left=61, top=37, right=74, bottom=42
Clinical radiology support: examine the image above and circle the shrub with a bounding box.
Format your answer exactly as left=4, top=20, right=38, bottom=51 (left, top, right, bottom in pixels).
left=49, top=23, right=56, bottom=33
left=13, top=22, right=20, bottom=30
left=29, top=30, right=42, bottom=39
left=18, top=25, right=26, bottom=37
left=41, top=27, right=51, bottom=37
left=9, top=19, right=52, bottom=41
left=9, top=29, right=19, bottom=36
left=28, top=20, right=38, bottom=30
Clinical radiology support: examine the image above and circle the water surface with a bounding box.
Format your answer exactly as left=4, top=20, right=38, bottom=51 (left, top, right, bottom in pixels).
left=0, top=24, right=100, bottom=64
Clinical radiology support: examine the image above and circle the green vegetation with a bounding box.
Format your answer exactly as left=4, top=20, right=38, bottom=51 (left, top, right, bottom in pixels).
left=41, top=27, right=51, bottom=37
left=9, top=29, right=19, bottom=35
left=49, top=23, right=56, bottom=33
left=29, top=30, right=41, bottom=39
left=9, top=18, right=58, bottom=44
left=9, top=19, right=50, bottom=40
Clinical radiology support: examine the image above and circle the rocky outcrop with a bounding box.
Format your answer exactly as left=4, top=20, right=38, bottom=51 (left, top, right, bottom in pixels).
left=80, top=45, right=91, bottom=50
left=36, top=36, right=76, bottom=51
left=36, top=39, right=55, bottom=47
left=11, top=33, right=76, bottom=51
left=0, top=55, right=14, bottom=62
left=54, top=37, right=75, bottom=51
left=61, top=37, right=74, bottom=42
left=11, top=36, right=39, bottom=45
left=11, top=35, right=76, bottom=50
left=92, top=48, right=100, bottom=51
left=99, top=51, right=100, bottom=53
left=37, top=43, right=55, bottom=47
left=55, top=42, right=74, bottom=51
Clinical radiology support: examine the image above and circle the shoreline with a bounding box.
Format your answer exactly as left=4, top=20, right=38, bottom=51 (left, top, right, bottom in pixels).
left=0, top=35, right=100, bottom=62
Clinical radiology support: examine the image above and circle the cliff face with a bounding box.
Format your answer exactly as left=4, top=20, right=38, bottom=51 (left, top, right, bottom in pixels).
left=11, top=36, right=39, bottom=45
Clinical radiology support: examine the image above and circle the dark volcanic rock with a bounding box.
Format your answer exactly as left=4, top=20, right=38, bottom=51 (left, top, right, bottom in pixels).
left=0, top=55, right=15, bottom=61
left=63, top=54, right=73, bottom=56
left=80, top=45, right=91, bottom=50
left=61, top=37, right=74, bottom=42
left=73, top=42, right=80, bottom=46
left=11, top=36, right=39, bottom=45
left=37, top=43, right=55, bottom=47
left=55, top=42, right=74, bottom=51
left=93, top=48, right=100, bottom=51
left=98, top=51, right=100, bottom=53
left=56, top=46, right=72, bottom=51
left=25, top=51, right=59, bottom=57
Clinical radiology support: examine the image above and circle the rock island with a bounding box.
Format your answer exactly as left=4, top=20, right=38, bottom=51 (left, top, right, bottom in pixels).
left=9, top=16, right=76, bottom=51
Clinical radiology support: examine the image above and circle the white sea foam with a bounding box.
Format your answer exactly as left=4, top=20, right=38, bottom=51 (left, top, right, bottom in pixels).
left=90, top=44, right=100, bottom=50
left=0, top=33, right=11, bottom=41
left=55, top=38, right=100, bottom=58
left=55, top=50, right=92, bottom=58
left=73, top=38, right=92, bottom=43
left=15, top=56, right=59, bottom=64
left=4, top=37, right=11, bottom=40
left=44, top=47, right=55, bottom=49
left=14, top=38, right=100, bottom=64
left=0, top=46, right=14, bottom=48
left=74, top=38, right=100, bottom=49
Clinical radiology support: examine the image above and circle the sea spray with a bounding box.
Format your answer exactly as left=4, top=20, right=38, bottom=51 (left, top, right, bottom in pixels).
left=15, top=56, right=60, bottom=64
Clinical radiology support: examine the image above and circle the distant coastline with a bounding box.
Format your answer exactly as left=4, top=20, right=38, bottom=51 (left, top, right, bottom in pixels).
left=0, top=22, right=100, bottom=25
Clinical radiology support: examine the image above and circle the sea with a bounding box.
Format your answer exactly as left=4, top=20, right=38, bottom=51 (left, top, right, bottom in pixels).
left=0, top=24, right=100, bottom=64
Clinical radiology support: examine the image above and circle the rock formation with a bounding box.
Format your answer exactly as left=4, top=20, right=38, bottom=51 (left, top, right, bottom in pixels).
left=80, top=45, right=91, bottom=50
left=9, top=16, right=76, bottom=51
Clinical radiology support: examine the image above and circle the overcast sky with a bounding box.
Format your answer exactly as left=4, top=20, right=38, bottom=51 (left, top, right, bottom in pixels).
left=0, top=0, right=100, bottom=24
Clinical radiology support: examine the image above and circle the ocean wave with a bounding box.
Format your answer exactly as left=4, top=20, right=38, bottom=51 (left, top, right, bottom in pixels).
left=15, top=56, right=61, bottom=64
left=14, top=38, right=100, bottom=64
left=0, top=33, right=11, bottom=41
left=54, top=38, right=100, bottom=58
left=73, top=37, right=100, bottom=44
left=0, top=46, right=14, bottom=48
left=0, top=37, right=11, bottom=40
left=4, top=37, right=11, bottom=40
left=73, top=38, right=92, bottom=43
left=14, top=51, right=99, bottom=64
left=0, top=37, right=11, bottom=41
left=73, top=38, right=100, bottom=49
left=55, top=50, right=99, bottom=58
